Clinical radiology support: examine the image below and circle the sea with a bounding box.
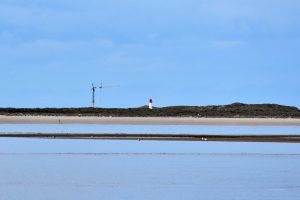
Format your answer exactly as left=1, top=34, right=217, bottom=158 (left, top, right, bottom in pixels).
left=0, top=124, right=300, bottom=200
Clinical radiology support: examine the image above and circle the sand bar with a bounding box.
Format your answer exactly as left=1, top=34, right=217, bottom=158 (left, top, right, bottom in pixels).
left=0, top=115, right=300, bottom=126
left=1, top=133, right=300, bottom=143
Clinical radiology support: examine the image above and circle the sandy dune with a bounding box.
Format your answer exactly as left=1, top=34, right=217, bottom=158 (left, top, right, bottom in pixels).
left=0, top=115, right=300, bottom=126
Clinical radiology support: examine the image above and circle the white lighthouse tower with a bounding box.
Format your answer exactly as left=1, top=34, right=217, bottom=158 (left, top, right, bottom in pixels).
left=149, top=99, right=153, bottom=110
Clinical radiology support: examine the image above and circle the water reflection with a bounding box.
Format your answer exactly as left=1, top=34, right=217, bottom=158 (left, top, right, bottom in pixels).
left=0, top=125, right=300, bottom=200
left=1, top=124, right=300, bottom=135
left=0, top=153, right=300, bottom=200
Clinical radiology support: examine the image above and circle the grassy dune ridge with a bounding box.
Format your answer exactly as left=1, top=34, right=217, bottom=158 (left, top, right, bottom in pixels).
left=0, top=103, right=299, bottom=118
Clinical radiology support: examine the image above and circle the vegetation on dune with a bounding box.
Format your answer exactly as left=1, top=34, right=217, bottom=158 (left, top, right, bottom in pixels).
left=0, top=103, right=299, bottom=118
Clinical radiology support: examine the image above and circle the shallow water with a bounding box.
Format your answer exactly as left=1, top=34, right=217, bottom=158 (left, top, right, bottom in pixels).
left=0, top=125, right=300, bottom=200
left=1, top=124, right=300, bottom=135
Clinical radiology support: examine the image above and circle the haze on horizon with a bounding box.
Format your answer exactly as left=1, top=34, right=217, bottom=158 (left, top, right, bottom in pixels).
left=0, top=0, right=299, bottom=108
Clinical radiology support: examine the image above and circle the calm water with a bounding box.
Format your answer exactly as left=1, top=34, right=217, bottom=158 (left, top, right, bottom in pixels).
left=1, top=124, right=300, bottom=135
left=0, top=125, right=300, bottom=200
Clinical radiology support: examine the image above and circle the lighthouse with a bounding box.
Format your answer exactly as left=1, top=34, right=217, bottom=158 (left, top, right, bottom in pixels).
left=149, top=99, right=153, bottom=110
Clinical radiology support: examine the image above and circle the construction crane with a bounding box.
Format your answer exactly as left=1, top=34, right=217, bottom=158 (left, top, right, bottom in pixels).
left=91, top=83, right=118, bottom=108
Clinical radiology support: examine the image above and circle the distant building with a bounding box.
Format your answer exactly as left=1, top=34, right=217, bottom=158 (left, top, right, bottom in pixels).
left=149, top=99, right=153, bottom=110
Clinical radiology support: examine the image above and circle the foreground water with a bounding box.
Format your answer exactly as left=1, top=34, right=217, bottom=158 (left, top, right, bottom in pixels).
left=1, top=125, right=300, bottom=200
left=1, top=124, right=300, bottom=135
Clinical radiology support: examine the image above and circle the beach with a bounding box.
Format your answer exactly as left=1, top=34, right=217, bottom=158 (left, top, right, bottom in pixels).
left=0, top=115, right=300, bottom=126
left=1, top=116, right=300, bottom=199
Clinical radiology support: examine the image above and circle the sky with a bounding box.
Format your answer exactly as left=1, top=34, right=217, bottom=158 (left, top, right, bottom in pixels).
left=0, top=0, right=299, bottom=108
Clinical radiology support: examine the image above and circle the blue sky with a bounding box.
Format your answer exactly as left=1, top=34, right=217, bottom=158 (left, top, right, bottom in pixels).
left=0, top=0, right=299, bottom=108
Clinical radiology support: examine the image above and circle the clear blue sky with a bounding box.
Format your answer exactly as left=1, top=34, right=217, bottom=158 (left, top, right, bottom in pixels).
left=0, top=0, right=299, bottom=108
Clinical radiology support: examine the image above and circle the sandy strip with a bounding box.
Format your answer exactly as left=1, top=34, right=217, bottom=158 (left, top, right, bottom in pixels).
left=0, top=115, right=300, bottom=126
left=1, top=133, right=300, bottom=143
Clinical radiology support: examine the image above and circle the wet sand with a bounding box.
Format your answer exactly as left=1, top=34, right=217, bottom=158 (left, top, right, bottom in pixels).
left=0, top=115, right=300, bottom=126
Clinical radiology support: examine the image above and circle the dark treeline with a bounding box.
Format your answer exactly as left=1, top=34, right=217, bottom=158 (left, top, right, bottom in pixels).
left=0, top=103, right=300, bottom=118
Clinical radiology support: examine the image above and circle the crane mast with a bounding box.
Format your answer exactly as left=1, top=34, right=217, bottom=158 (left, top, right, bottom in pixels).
left=91, top=83, right=117, bottom=108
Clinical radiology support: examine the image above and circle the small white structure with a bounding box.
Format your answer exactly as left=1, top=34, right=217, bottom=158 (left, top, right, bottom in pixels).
left=149, top=98, right=153, bottom=110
